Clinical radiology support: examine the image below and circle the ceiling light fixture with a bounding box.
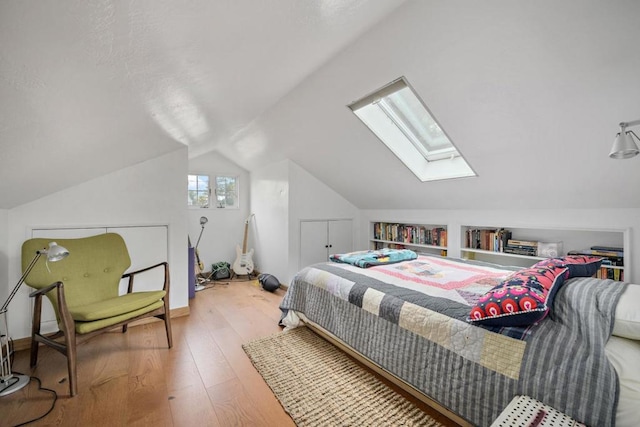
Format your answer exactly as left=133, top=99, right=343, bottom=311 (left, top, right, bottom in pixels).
left=610, top=119, right=640, bottom=159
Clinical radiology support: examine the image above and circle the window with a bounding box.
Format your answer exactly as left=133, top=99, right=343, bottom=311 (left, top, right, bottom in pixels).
left=348, top=77, right=476, bottom=182
left=188, top=174, right=210, bottom=208
left=215, top=176, right=238, bottom=209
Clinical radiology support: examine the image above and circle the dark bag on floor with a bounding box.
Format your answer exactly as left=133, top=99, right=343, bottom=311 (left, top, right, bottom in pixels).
left=258, top=273, right=280, bottom=292
left=211, top=261, right=231, bottom=280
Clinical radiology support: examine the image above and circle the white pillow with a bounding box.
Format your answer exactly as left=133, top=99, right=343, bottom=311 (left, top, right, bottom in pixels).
left=605, top=336, right=640, bottom=427
left=613, top=284, right=640, bottom=340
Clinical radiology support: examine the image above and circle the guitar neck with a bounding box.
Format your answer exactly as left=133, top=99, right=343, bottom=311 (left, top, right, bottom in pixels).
left=242, top=221, right=249, bottom=253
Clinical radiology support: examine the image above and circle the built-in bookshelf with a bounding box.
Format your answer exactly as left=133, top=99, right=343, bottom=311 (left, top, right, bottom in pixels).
left=370, top=222, right=448, bottom=256
left=460, top=225, right=629, bottom=281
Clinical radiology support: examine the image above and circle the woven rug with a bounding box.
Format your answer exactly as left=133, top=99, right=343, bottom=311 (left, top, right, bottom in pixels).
left=242, top=326, right=444, bottom=427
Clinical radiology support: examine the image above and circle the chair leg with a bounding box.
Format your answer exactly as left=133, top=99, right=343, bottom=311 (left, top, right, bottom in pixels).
left=67, top=331, right=78, bottom=397
left=163, top=298, right=173, bottom=348
left=30, top=295, right=42, bottom=367
left=56, top=286, right=78, bottom=397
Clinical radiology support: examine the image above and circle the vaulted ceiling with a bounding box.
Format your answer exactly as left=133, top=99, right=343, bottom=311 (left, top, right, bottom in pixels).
left=0, top=0, right=406, bottom=208
left=2, top=0, right=640, bottom=210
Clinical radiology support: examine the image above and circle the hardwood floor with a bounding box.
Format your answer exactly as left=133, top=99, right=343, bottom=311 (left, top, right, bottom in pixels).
left=1, top=279, right=459, bottom=426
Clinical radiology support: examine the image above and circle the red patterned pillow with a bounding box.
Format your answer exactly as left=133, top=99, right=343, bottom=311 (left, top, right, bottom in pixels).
left=468, top=265, right=569, bottom=327
left=532, top=255, right=602, bottom=278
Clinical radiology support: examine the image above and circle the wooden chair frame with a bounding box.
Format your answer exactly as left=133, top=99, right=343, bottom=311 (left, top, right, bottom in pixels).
left=29, top=262, right=172, bottom=396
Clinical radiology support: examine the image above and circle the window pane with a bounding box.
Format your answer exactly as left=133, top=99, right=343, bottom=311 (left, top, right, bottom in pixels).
left=215, top=176, right=238, bottom=209
left=188, top=174, right=209, bottom=207
left=384, top=87, right=452, bottom=152
left=188, top=175, right=198, bottom=191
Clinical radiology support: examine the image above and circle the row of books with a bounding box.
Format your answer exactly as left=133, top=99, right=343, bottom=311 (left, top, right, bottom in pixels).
left=465, top=228, right=514, bottom=253
left=568, top=245, right=624, bottom=267
left=596, top=266, right=624, bottom=281
left=373, top=223, right=447, bottom=247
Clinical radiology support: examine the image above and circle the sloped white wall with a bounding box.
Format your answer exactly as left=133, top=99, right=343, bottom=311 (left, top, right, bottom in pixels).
left=188, top=151, right=251, bottom=271
left=223, top=0, right=640, bottom=211
left=6, top=149, right=189, bottom=340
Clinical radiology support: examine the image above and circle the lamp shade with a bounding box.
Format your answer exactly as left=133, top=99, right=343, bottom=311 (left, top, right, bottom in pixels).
left=609, top=131, right=640, bottom=159
left=43, top=241, right=70, bottom=262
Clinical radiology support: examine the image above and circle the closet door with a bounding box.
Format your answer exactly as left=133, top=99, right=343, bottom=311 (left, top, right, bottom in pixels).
left=300, top=221, right=329, bottom=269
left=299, top=220, right=353, bottom=269
left=328, top=220, right=352, bottom=257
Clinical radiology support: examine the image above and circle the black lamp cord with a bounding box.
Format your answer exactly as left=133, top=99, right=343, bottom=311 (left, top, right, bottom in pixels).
left=9, top=372, right=58, bottom=427
left=2, top=336, right=58, bottom=426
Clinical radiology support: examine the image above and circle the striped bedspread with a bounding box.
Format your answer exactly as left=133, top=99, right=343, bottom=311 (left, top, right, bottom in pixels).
left=280, top=255, right=626, bottom=426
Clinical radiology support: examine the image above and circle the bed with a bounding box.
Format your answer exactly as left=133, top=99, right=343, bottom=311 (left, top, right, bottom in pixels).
left=279, top=252, right=640, bottom=427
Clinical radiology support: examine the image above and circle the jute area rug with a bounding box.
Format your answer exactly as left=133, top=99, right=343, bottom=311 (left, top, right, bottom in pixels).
left=242, top=326, right=444, bottom=427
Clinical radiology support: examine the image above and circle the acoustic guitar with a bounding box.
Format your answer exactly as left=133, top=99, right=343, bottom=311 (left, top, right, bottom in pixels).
left=233, top=214, right=255, bottom=276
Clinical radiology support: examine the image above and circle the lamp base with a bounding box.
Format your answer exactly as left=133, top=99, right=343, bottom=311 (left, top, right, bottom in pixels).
left=0, top=373, right=30, bottom=397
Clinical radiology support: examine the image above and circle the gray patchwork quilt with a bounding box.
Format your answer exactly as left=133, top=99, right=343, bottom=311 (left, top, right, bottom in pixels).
left=280, top=255, right=626, bottom=426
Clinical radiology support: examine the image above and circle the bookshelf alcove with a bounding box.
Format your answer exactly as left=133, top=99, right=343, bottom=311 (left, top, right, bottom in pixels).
left=370, top=222, right=448, bottom=256
left=460, top=225, right=629, bottom=281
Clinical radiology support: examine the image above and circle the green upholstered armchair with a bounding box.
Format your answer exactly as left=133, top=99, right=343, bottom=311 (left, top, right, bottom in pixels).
left=21, top=233, right=172, bottom=396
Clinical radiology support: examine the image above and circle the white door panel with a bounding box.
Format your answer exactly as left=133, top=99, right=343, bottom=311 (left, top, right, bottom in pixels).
left=300, top=221, right=329, bottom=269
left=108, top=226, right=168, bottom=294
left=328, top=220, right=352, bottom=257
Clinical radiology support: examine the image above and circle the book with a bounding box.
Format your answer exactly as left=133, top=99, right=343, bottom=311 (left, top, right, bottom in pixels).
left=590, top=245, right=623, bottom=252
left=507, top=239, right=538, bottom=247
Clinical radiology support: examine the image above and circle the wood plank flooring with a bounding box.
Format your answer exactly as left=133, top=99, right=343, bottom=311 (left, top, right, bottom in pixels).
left=1, top=279, right=459, bottom=426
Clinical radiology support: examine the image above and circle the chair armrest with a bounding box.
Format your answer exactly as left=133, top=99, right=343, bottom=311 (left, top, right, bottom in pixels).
left=122, top=261, right=168, bottom=278
left=29, top=281, right=63, bottom=297
left=28, top=281, right=75, bottom=338
left=122, top=262, right=169, bottom=294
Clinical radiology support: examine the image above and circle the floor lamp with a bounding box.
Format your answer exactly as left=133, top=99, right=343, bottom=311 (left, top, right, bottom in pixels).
left=194, top=216, right=208, bottom=292
left=0, top=242, right=69, bottom=397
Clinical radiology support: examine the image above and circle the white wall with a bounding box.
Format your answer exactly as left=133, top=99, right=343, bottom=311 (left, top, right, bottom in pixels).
left=250, top=159, right=360, bottom=286
left=188, top=151, right=251, bottom=271
left=250, top=159, right=290, bottom=284
left=360, top=208, right=638, bottom=283
left=0, top=209, right=8, bottom=304
left=6, top=148, right=189, bottom=340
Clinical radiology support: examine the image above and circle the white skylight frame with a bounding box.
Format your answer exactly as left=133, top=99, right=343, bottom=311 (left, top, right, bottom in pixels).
left=348, top=77, right=476, bottom=182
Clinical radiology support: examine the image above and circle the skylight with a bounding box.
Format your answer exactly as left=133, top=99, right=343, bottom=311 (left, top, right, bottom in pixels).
left=348, top=77, right=476, bottom=182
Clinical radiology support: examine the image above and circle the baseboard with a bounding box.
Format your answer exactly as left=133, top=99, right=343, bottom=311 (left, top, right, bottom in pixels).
left=12, top=306, right=190, bottom=352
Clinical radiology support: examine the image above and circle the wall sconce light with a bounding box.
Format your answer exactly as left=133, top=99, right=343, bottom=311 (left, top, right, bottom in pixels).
left=610, top=119, right=640, bottom=159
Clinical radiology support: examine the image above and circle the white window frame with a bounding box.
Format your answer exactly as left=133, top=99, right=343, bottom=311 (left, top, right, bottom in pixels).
left=215, top=175, right=239, bottom=209
left=348, top=77, right=476, bottom=182
left=188, top=174, right=211, bottom=208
